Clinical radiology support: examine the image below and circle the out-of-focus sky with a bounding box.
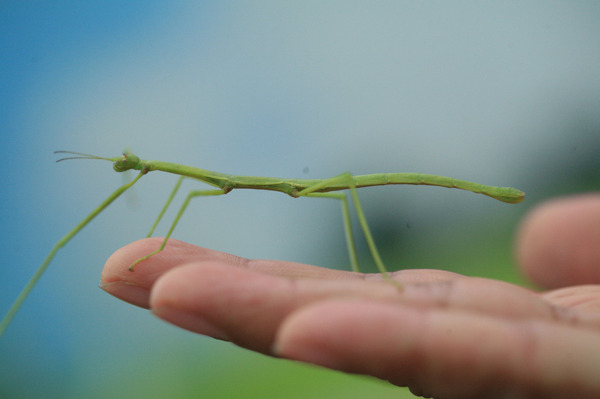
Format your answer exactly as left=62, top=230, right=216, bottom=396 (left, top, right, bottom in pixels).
left=1, top=2, right=599, bottom=398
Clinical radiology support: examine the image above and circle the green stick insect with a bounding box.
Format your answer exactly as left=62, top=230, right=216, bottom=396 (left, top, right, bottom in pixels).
left=0, top=150, right=525, bottom=338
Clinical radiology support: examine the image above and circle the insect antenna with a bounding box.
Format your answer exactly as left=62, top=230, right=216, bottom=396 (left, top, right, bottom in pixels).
left=54, top=150, right=111, bottom=162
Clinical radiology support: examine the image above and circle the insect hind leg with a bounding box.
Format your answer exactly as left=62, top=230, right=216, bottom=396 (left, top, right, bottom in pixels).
left=301, top=191, right=360, bottom=272
left=297, top=173, right=399, bottom=287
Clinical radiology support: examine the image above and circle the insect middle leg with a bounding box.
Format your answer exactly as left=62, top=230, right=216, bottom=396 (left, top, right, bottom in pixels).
left=146, top=176, right=186, bottom=238
left=128, top=183, right=227, bottom=271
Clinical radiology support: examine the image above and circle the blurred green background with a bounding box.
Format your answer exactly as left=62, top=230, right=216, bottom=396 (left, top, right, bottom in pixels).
left=1, top=2, right=599, bottom=398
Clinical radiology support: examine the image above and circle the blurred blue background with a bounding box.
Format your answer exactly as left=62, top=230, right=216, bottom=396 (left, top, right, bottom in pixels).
left=1, top=2, right=599, bottom=398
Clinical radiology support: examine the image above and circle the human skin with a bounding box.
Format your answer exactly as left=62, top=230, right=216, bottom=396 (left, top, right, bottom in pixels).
left=101, top=194, right=600, bottom=399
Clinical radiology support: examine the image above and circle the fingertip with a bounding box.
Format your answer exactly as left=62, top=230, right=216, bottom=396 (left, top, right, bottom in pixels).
left=99, top=280, right=151, bottom=308
left=516, top=194, right=600, bottom=289
left=100, top=238, right=168, bottom=284
left=99, top=239, right=161, bottom=307
left=148, top=261, right=294, bottom=353
left=273, top=300, right=357, bottom=370
left=274, top=300, right=424, bottom=380
left=150, top=264, right=231, bottom=340
left=100, top=238, right=229, bottom=308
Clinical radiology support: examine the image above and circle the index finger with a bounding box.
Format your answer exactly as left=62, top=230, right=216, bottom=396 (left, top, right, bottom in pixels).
left=100, top=237, right=461, bottom=308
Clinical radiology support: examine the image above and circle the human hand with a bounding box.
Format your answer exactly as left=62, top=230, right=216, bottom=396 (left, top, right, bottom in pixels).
left=101, top=194, right=600, bottom=399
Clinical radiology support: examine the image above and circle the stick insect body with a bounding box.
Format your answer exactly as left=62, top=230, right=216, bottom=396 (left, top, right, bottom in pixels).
left=0, top=150, right=525, bottom=338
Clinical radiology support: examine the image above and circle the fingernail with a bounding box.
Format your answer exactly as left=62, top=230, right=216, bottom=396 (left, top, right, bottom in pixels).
left=99, top=281, right=151, bottom=308
left=152, top=306, right=229, bottom=341
left=272, top=340, right=343, bottom=370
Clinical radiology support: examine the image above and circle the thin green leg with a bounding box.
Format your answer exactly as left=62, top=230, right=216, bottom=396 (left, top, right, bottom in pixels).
left=297, top=173, right=398, bottom=285
left=0, top=172, right=145, bottom=338
left=128, top=188, right=227, bottom=270
left=346, top=174, right=393, bottom=281
left=303, top=192, right=360, bottom=272
left=146, top=176, right=185, bottom=237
